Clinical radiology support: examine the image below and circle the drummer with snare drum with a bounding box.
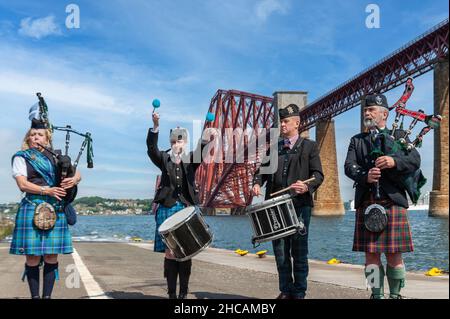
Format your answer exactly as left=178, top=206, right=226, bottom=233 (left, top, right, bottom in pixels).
left=147, top=109, right=216, bottom=299
left=252, top=104, right=324, bottom=299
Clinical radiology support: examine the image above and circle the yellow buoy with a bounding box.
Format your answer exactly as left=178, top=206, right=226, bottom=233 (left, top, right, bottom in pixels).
left=131, top=237, right=142, bottom=242
left=425, top=267, right=444, bottom=276
left=256, top=250, right=268, bottom=258
left=235, top=249, right=248, bottom=256
left=327, top=258, right=341, bottom=265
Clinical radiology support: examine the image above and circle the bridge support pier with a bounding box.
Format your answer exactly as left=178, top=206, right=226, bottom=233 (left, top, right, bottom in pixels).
left=313, top=119, right=345, bottom=216
left=429, top=59, right=449, bottom=217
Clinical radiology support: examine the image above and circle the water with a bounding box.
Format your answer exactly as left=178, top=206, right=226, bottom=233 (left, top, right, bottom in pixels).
left=70, top=211, right=448, bottom=271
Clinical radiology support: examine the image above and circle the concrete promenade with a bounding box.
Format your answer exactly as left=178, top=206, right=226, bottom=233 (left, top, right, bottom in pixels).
left=0, top=241, right=447, bottom=299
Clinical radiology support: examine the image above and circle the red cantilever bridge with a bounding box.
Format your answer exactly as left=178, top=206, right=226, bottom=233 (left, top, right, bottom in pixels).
left=195, top=19, right=449, bottom=212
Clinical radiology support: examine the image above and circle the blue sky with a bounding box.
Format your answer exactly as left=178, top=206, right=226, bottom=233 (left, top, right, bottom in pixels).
left=0, top=0, right=448, bottom=203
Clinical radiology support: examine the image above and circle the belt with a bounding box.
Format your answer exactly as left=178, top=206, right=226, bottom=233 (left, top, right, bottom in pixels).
left=24, top=195, right=64, bottom=211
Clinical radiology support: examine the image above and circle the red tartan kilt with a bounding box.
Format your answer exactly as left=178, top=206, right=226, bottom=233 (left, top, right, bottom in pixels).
left=353, top=199, right=414, bottom=253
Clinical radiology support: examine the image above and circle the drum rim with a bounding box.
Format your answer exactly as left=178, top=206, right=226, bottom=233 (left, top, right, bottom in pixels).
left=158, top=206, right=199, bottom=234
left=252, top=227, right=299, bottom=243
left=245, top=194, right=293, bottom=213
left=173, top=235, right=213, bottom=262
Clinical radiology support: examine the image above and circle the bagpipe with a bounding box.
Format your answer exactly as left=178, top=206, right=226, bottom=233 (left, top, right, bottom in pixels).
left=30, top=93, right=94, bottom=206
left=368, top=78, right=442, bottom=204
left=388, top=78, right=442, bottom=151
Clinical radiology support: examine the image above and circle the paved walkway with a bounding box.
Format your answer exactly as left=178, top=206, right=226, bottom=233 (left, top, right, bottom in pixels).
left=0, top=242, right=447, bottom=299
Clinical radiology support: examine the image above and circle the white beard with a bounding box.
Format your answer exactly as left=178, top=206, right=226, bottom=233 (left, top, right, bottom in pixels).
left=364, top=118, right=377, bottom=129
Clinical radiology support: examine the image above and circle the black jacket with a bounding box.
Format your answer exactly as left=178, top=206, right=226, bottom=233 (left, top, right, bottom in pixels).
left=146, top=129, right=208, bottom=207
left=254, top=137, right=324, bottom=207
left=344, top=129, right=421, bottom=209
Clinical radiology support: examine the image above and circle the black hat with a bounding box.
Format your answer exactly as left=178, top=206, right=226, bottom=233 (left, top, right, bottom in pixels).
left=363, top=94, right=389, bottom=109
left=31, top=118, right=47, bottom=129
left=279, top=104, right=300, bottom=120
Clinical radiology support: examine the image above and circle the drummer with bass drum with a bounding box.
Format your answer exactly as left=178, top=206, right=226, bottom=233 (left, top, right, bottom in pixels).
left=147, top=107, right=217, bottom=299
left=252, top=104, right=324, bottom=299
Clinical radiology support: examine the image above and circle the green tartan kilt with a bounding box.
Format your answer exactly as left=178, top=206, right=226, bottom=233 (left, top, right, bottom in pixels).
left=9, top=195, right=73, bottom=256
left=353, top=198, right=414, bottom=253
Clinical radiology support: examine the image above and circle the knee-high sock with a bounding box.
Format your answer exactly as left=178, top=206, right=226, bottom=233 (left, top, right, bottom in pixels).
left=43, top=262, right=58, bottom=298
left=164, top=258, right=178, bottom=295
left=25, top=264, right=40, bottom=298
left=178, top=259, right=192, bottom=294
left=365, top=264, right=385, bottom=299
left=386, top=264, right=405, bottom=299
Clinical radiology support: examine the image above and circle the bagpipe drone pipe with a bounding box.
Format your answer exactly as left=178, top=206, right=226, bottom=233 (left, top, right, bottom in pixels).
left=368, top=78, right=442, bottom=204
left=32, top=93, right=94, bottom=206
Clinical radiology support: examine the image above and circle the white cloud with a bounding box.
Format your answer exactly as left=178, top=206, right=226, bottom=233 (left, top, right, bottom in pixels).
left=0, top=70, right=134, bottom=115
left=18, top=15, right=61, bottom=40
left=255, top=0, right=289, bottom=21
left=0, top=42, right=209, bottom=202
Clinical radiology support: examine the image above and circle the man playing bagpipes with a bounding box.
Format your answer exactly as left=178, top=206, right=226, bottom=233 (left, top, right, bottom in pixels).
left=344, top=83, right=440, bottom=299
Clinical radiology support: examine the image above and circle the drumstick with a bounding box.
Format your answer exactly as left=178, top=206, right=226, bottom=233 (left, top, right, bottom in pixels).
left=269, top=176, right=316, bottom=197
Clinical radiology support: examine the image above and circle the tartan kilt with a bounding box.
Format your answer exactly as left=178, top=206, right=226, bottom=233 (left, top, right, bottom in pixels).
left=10, top=195, right=73, bottom=256
left=353, top=198, right=414, bottom=253
left=154, top=201, right=186, bottom=253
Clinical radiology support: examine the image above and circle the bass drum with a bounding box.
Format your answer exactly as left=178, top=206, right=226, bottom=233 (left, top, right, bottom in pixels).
left=158, top=206, right=213, bottom=261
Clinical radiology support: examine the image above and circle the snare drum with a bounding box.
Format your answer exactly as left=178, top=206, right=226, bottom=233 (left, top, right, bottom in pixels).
left=158, top=206, right=213, bottom=261
left=246, top=194, right=304, bottom=244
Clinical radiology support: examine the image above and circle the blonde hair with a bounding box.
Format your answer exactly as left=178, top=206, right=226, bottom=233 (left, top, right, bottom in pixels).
left=21, top=128, right=53, bottom=151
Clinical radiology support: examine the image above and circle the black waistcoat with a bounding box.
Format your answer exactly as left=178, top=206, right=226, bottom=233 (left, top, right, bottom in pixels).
left=25, top=150, right=57, bottom=187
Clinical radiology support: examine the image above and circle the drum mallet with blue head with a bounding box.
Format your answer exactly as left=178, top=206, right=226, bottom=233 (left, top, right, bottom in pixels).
left=205, top=112, right=215, bottom=126
left=152, top=99, right=161, bottom=113
left=270, top=176, right=316, bottom=197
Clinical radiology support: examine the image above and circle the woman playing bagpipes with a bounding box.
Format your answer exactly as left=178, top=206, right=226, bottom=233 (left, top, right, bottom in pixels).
left=9, top=97, right=90, bottom=299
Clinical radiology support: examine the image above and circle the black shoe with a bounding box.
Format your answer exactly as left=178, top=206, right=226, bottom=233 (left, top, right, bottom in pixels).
left=42, top=296, right=51, bottom=299
left=276, top=293, right=291, bottom=299
left=291, top=295, right=305, bottom=299
left=178, top=293, right=188, bottom=299
left=31, top=296, right=41, bottom=299
left=168, top=293, right=177, bottom=299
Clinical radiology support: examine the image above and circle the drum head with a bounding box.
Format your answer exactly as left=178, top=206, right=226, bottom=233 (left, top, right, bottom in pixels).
left=246, top=194, right=292, bottom=213
left=159, top=206, right=196, bottom=233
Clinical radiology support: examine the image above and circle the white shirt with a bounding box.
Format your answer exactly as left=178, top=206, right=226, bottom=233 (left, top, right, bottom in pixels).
left=12, top=156, right=27, bottom=178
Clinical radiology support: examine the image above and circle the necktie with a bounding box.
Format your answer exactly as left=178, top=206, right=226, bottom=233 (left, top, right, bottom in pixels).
left=283, top=139, right=291, bottom=149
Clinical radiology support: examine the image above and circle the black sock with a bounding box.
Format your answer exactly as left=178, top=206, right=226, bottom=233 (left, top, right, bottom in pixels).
left=164, top=258, right=178, bottom=295
left=25, top=264, right=40, bottom=298
left=178, top=259, right=192, bottom=294
left=43, top=262, right=58, bottom=298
